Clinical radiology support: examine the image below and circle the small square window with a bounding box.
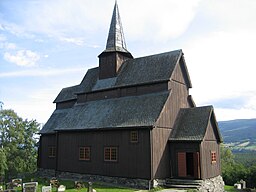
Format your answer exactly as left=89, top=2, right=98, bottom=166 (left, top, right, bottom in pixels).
left=211, top=151, right=217, bottom=163
left=79, top=147, right=90, bottom=161
left=130, top=131, right=138, bottom=143
left=104, top=147, right=118, bottom=162
left=49, top=146, right=56, bottom=158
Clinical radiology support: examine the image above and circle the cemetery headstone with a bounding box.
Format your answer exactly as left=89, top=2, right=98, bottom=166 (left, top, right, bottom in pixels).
left=11, top=178, right=22, bottom=187
left=22, top=182, right=38, bottom=192
left=42, top=186, right=51, bottom=192
left=87, top=182, right=96, bottom=192
left=57, top=185, right=66, bottom=192
left=74, top=181, right=84, bottom=190
left=240, top=179, right=246, bottom=189
left=50, top=178, right=59, bottom=188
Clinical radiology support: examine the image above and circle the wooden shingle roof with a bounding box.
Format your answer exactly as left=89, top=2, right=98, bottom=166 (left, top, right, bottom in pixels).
left=115, top=50, right=182, bottom=87
left=40, top=91, right=170, bottom=134
left=54, top=50, right=184, bottom=103
left=54, top=68, right=98, bottom=103
left=170, top=106, right=222, bottom=142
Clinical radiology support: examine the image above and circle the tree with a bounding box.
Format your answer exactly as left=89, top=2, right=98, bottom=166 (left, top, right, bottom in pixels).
left=0, top=148, right=7, bottom=176
left=221, top=145, right=249, bottom=186
left=0, top=109, right=40, bottom=178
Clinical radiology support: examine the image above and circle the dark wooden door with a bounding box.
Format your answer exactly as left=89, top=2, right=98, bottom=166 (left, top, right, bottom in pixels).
left=177, top=152, right=186, bottom=177
left=177, top=152, right=200, bottom=179
left=193, top=152, right=200, bottom=179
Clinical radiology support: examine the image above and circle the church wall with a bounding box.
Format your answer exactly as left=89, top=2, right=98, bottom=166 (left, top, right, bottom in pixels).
left=200, top=140, right=221, bottom=179
left=39, top=134, right=56, bottom=170
left=151, top=127, right=172, bottom=179
left=152, top=66, right=191, bottom=179
left=56, top=129, right=151, bottom=179
left=77, top=82, right=168, bottom=103
left=200, top=118, right=221, bottom=179
left=99, top=53, right=117, bottom=79
left=56, top=100, right=76, bottom=109
left=156, top=81, right=189, bottom=129
left=171, top=60, right=187, bottom=85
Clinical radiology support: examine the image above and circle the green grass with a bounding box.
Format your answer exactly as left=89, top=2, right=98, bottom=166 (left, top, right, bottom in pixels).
left=224, top=185, right=238, bottom=192
left=3, top=176, right=166, bottom=192
left=10, top=177, right=138, bottom=192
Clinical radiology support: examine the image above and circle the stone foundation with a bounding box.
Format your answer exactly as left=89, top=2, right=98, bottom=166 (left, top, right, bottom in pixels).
left=37, top=168, right=150, bottom=189
left=198, top=175, right=225, bottom=192
left=37, top=169, right=224, bottom=191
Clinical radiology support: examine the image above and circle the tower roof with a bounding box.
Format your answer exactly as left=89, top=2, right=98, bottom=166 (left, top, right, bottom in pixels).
left=103, top=1, right=130, bottom=53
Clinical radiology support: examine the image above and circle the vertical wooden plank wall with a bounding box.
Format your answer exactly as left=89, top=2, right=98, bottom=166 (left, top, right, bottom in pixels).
left=56, top=129, right=151, bottom=179
left=151, top=128, right=172, bottom=179
left=40, top=134, right=56, bottom=169
left=200, top=118, right=221, bottom=179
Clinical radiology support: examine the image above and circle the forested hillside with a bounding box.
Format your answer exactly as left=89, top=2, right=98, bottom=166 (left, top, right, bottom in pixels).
left=218, top=119, right=256, bottom=153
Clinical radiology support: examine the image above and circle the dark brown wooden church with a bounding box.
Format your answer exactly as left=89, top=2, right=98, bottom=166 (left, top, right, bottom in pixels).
left=38, top=2, right=223, bottom=189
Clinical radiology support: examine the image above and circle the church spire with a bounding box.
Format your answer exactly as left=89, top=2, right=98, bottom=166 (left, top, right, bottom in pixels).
left=98, top=1, right=133, bottom=79
left=104, top=1, right=129, bottom=53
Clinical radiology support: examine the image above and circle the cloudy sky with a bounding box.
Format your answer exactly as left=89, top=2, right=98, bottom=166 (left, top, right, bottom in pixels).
left=1, top=0, right=256, bottom=123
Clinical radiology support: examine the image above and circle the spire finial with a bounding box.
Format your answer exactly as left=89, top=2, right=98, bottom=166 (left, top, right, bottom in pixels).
left=104, top=1, right=128, bottom=53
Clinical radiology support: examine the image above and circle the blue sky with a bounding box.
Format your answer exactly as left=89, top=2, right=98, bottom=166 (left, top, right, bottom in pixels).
left=1, top=0, right=256, bottom=123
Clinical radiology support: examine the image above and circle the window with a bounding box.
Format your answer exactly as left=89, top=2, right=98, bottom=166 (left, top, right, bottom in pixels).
left=211, top=151, right=217, bottom=163
left=48, top=146, right=56, bottom=158
left=104, top=147, right=118, bottom=162
left=79, top=147, right=90, bottom=160
left=130, top=131, right=138, bottom=143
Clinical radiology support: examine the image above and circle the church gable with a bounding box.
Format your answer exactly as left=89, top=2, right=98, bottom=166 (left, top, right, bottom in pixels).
left=171, top=55, right=192, bottom=88
left=203, top=112, right=222, bottom=143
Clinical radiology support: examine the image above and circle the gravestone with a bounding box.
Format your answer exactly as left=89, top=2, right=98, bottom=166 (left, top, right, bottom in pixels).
left=240, top=179, right=246, bottom=189
left=234, top=183, right=241, bottom=189
left=23, top=182, right=38, bottom=192
left=57, top=185, right=66, bottom=192
left=74, top=181, right=84, bottom=190
left=11, top=179, right=22, bottom=187
left=50, top=178, right=59, bottom=188
left=42, top=186, right=51, bottom=192
left=87, top=182, right=96, bottom=192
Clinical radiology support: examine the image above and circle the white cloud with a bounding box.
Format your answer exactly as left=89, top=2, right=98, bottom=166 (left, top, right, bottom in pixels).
left=0, top=34, right=7, bottom=41
left=4, top=50, right=40, bottom=67
left=200, top=0, right=256, bottom=31
left=186, top=30, right=256, bottom=103
left=215, top=108, right=256, bottom=121
left=1, top=0, right=256, bottom=122
left=3, top=90, right=57, bottom=123
left=0, top=67, right=85, bottom=78
left=5, top=42, right=17, bottom=50
left=59, top=37, right=85, bottom=46
left=0, top=0, right=202, bottom=43
left=121, top=0, right=202, bottom=41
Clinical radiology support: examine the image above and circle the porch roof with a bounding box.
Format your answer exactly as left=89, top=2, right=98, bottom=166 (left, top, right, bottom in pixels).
left=170, top=106, right=213, bottom=141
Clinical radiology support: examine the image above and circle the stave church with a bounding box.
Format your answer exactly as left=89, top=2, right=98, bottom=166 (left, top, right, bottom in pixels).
left=38, top=2, right=224, bottom=190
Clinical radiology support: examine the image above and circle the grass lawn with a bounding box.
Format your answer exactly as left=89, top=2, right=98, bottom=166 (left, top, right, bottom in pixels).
left=8, top=177, right=164, bottom=192
left=224, top=185, right=238, bottom=192
left=29, top=178, right=135, bottom=192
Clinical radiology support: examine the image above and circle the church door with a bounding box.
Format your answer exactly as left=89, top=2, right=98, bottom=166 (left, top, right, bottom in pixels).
left=177, top=152, right=200, bottom=179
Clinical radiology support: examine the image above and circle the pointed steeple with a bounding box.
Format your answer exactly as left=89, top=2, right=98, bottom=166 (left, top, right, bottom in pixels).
left=98, top=1, right=133, bottom=79
left=104, top=1, right=129, bottom=53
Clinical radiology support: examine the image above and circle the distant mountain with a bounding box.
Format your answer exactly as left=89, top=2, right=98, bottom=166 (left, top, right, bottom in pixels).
left=218, top=119, right=256, bottom=153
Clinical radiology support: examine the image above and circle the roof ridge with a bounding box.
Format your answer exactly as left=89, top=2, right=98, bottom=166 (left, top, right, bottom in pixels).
left=130, top=49, right=182, bottom=61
